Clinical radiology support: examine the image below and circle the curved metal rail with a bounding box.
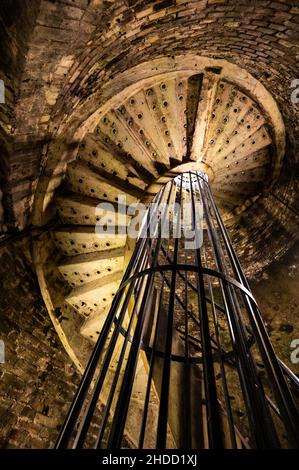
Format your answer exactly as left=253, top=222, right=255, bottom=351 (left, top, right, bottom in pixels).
left=55, top=171, right=299, bottom=449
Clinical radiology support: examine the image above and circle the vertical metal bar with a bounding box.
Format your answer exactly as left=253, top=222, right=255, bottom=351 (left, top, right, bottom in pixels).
left=55, top=184, right=166, bottom=449
left=75, top=247, right=150, bottom=449
left=107, top=180, right=175, bottom=448
left=202, top=246, right=237, bottom=448
left=204, top=176, right=299, bottom=447
left=88, top=191, right=168, bottom=448
left=189, top=171, right=223, bottom=449
left=57, top=170, right=299, bottom=450
left=94, top=249, right=151, bottom=449
left=183, top=236, right=191, bottom=448
left=138, top=235, right=172, bottom=449
left=55, top=235, right=146, bottom=448
left=197, top=172, right=279, bottom=448
left=156, top=176, right=183, bottom=448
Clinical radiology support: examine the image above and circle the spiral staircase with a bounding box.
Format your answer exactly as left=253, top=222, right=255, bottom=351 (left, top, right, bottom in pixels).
left=32, top=60, right=285, bottom=382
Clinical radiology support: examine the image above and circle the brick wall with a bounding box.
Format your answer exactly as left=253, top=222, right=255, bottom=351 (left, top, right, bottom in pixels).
left=251, top=240, right=299, bottom=375
left=0, top=2, right=298, bottom=447
left=0, top=0, right=40, bottom=228
left=0, top=0, right=297, bottom=230
left=0, top=234, right=80, bottom=448
left=0, top=0, right=296, bottom=274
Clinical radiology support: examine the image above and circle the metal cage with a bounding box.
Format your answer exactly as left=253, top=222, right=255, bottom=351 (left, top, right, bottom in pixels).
left=56, top=171, right=299, bottom=449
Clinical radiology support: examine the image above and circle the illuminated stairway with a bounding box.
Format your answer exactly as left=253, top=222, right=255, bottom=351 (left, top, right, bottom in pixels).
left=38, top=71, right=282, bottom=349
left=55, top=171, right=299, bottom=449
left=31, top=62, right=291, bottom=446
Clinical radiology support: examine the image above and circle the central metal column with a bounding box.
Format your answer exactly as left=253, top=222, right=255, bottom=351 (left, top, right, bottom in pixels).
left=55, top=171, right=299, bottom=449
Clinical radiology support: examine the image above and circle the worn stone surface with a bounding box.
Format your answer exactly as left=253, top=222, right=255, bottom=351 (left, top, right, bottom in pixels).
left=0, top=0, right=40, bottom=228
left=251, top=240, right=299, bottom=375
left=0, top=0, right=297, bottom=232
left=0, top=235, right=80, bottom=448
left=0, top=0, right=297, bottom=279
left=0, top=0, right=298, bottom=448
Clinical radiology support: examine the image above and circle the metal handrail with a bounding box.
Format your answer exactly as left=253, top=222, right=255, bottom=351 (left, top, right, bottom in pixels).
left=55, top=171, right=299, bottom=449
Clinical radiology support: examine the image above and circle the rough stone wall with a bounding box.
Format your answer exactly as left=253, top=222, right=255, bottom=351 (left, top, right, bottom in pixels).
left=0, top=0, right=297, bottom=449
left=251, top=240, right=299, bottom=375
left=0, top=0, right=296, bottom=280
left=229, top=156, right=299, bottom=278
left=0, top=235, right=80, bottom=448
left=0, top=0, right=40, bottom=229
left=0, top=0, right=297, bottom=230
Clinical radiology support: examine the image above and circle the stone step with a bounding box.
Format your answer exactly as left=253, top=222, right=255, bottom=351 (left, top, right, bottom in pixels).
left=77, top=132, right=148, bottom=191
left=52, top=226, right=127, bottom=256
left=65, top=160, right=138, bottom=205
left=66, top=271, right=123, bottom=326
left=58, top=247, right=124, bottom=287
left=55, top=192, right=130, bottom=227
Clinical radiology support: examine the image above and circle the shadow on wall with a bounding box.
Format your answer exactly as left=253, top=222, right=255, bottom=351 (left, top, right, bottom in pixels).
left=251, top=240, right=299, bottom=375
left=0, top=0, right=40, bottom=229
left=0, top=235, right=79, bottom=448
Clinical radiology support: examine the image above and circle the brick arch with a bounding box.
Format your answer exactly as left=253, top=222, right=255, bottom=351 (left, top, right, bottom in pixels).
left=2, top=0, right=298, bottom=269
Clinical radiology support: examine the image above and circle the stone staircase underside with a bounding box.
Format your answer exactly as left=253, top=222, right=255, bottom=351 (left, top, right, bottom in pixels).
left=32, top=60, right=285, bottom=383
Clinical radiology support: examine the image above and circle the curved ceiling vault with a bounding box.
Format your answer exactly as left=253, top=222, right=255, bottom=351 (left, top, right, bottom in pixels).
left=31, top=57, right=289, bottom=371
left=1, top=1, right=299, bottom=448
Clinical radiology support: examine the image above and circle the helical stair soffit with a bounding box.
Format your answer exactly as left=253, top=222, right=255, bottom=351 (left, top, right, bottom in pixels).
left=32, top=55, right=285, bottom=372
